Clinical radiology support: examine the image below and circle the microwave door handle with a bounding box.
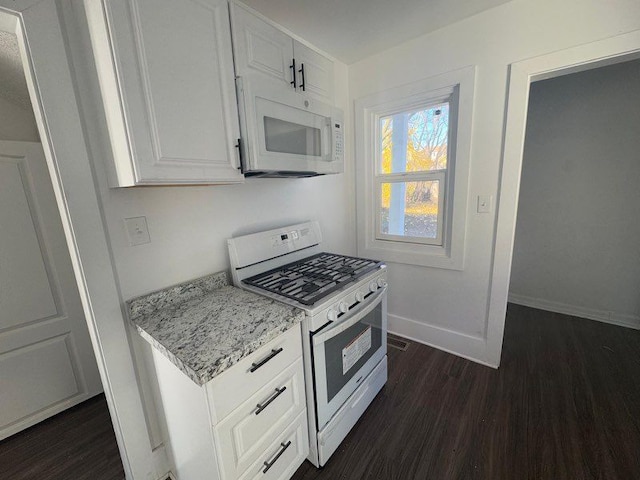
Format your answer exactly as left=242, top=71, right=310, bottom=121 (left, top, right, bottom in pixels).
left=312, top=287, right=386, bottom=346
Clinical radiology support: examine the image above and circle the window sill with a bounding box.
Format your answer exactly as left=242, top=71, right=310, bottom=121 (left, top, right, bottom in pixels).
left=358, top=238, right=465, bottom=270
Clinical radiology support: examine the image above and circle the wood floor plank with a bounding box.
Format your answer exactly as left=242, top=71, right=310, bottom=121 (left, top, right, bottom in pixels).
left=292, top=305, right=640, bottom=480
left=0, top=394, right=124, bottom=480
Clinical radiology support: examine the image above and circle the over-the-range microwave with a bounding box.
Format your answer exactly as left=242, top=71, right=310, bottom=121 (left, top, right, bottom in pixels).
left=235, top=76, right=344, bottom=177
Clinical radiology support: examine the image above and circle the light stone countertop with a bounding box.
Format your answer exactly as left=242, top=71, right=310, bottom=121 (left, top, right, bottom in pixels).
left=127, top=271, right=304, bottom=385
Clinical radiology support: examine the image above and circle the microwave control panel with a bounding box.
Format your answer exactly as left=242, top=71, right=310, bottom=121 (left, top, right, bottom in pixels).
left=333, top=122, right=343, bottom=162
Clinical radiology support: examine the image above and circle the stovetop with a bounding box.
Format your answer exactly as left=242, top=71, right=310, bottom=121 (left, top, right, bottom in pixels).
left=242, top=252, right=383, bottom=306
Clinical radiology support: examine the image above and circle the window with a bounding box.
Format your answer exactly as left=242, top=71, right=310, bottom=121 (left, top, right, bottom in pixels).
left=377, top=104, right=449, bottom=246
left=355, top=67, right=475, bottom=270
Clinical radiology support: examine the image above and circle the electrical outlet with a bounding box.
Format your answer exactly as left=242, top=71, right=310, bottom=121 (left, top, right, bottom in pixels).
left=124, top=216, right=151, bottom=246
left=477, top=195, right=493, bottom=214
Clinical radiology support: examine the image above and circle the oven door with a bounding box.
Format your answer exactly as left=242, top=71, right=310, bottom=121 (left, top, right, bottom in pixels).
left=236, top=76, right=343, bottom=175
left=311, top=287, right=387, bottom=430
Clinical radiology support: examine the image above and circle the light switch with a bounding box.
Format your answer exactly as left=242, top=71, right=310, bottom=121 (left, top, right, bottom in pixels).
left=124, top=216, right=151, bottom=246
left=477, top=195, right=493, bottom=214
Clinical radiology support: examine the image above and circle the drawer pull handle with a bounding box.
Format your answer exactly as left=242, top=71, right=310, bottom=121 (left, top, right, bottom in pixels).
left=250, top=348, right=283, bottom=373
left=255, top=386, right=287, bottom=415
left=262, top=441, right=292, bottom=474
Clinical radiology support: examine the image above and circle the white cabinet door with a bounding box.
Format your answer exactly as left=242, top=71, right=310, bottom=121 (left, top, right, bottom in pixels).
left=238, top=412, right=309, bottom=480
left=214, top=359, right=305, bottom=479
left=293, top=41, right=334, bottom=104
left=0, top=141, right=103, bottom=440
left=85, top=0, right=244, bottom=186
left=230, top=1, right=295, bottom=89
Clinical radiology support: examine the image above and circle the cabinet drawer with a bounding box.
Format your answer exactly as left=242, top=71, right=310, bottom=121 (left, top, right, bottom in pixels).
left=207, top=324, right=302, bottom=422
left=238, top=410, right=309, bottom=480
left=214, top=358, right=305, bottom=479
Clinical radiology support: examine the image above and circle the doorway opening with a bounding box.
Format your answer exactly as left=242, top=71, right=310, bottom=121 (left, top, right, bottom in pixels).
left=484, top=31, right=640, bottom=370
left=492, top=51, right=640, bottom=477
left=508, top=58, right=640, bottom=329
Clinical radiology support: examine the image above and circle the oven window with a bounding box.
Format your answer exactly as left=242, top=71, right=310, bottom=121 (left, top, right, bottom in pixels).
left=264, top=117, right=321, bottom=156
left=323, top=303, right=383, bottom=403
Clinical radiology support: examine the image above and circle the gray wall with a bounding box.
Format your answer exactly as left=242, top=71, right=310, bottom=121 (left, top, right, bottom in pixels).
left=509, top=59, right=640, bottom=328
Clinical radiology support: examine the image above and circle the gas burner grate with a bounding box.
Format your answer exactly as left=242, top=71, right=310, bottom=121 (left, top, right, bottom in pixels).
left=243, top=252, right=382, bottom=306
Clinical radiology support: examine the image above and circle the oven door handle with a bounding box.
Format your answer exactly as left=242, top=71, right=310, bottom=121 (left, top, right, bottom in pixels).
left=312, top=286, right=386, bottom=346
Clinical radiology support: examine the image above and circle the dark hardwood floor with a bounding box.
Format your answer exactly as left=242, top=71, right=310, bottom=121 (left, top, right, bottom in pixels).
left=0, top=394, right=124, bottom=480
left=2, top=306, right=638, bottom=479
left=292, top=304, right=640, bottom=480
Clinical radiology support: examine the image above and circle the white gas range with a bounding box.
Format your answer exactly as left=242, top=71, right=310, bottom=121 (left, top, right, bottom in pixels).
left=228, top=221, right=388, bottom=467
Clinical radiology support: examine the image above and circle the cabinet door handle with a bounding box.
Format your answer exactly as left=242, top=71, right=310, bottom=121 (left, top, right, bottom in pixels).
left=262, top=441, right=292, bottom=474
left=249, top=348, right=283, bottom=372
left=255, top=386, right=286, bottom=415
left=290, top=59, right=297, bottom=89
left=298, top=63, right=306, bottom=91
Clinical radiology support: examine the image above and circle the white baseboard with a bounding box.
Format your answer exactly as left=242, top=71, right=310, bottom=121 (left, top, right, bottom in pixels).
left=151, top=446, right=170, bottom=480
left=387, top=313, right=497, bottom=368
left=508, top=293, right=640, bottom=330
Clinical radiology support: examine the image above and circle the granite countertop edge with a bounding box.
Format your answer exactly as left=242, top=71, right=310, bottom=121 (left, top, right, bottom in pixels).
left=127, top=271, right=305, bottom=386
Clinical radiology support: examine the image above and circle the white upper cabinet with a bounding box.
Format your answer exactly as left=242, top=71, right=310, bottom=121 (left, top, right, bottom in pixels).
left=230, top=1, right=335, bottom=104
left=293, top=41, right=334, bottom=105
left=85, top=0, right=244, bottom=186
left=230, top=1, right=294, bottom=88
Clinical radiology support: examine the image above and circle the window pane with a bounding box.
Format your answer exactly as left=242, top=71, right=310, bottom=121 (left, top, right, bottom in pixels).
left=380, top=180, right=439, bottom=239
left=380, top=104, right=449, bottom=174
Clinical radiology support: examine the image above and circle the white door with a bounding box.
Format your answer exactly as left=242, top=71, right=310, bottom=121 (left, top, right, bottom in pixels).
left=0, top=141, right=103, bottom=440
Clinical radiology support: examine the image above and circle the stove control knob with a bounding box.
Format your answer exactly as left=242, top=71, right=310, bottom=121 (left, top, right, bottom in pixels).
left=377, top=278, right=387, bottom=288
left=327, top=310, right=338, bottom=322
left=355, top=291, right=365, bottom=302
left=369, top=281, right=378, bottom=292
left=338, top=302, right=349, bottom=313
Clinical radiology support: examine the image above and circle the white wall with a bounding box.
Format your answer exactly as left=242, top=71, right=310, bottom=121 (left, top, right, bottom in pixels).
left=63, top=8, right=354, bottom=302
left=102, top=76, right=352, bottom=301
left=63, top=1, right=354, bottom=469
left=509, top=59, right=640, bottom=329
left=349, top=0, right=640, bottom=365
left=0, top=96, right=38, bottom=141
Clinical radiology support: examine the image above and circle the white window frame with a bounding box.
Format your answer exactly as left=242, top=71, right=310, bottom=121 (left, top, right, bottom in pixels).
left=355, top=66, right=475, bottom=270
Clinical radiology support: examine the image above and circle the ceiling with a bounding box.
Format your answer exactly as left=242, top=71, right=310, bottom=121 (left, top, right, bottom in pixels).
left=0, top=31, right=32, bottom=110
left=0, top=2, right=514, bottom=110
left=240, top=0, right=513, bottom=64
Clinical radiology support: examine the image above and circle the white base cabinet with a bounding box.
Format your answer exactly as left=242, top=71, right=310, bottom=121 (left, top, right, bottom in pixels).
left=150, top=324, right=308, bottom=480
left=84, top=0, right=244, bottom=187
